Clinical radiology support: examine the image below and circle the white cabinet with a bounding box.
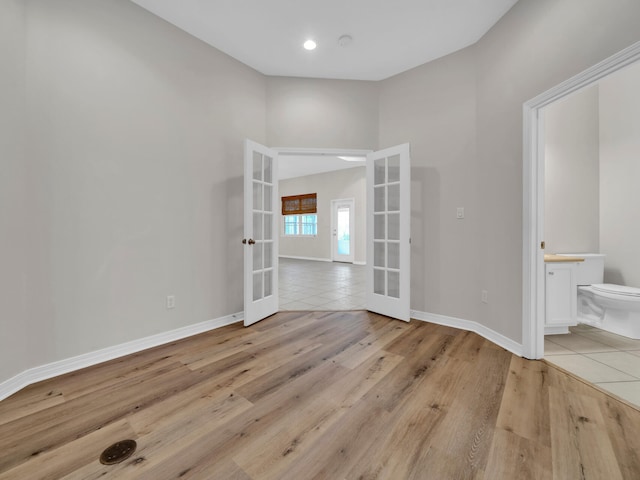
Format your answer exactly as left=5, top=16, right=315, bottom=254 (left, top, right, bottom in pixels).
left=545, top=262, right=578, bottom=334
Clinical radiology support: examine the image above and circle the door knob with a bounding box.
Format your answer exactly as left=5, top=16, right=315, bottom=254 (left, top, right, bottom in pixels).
left=248, top=238, right=256, bottom=245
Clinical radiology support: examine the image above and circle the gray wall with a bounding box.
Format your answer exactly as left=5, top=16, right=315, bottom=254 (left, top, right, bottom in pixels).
left=380, top=0, right=640, bottom=341
left=379, top=48, right=478, bottom=322
left=279, top=167, right=366, bottom=264
left=0, top=0, right=29, bottom=382
left=3, top=0, right=640, bottom=388
left=17, top=0, right=266, bottom=366
left=266, top=77, right=379, bottom=150
left=544, top=86, right=600, bottom=254
left=472, top=0, right=640, bottom=341
left=600, top=61, right=640, bottom=287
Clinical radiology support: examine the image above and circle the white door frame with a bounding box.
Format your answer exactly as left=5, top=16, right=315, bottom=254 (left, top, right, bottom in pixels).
left=522, top=41, right=640, bottom=359
left=331, top=198, right=355, bottom=263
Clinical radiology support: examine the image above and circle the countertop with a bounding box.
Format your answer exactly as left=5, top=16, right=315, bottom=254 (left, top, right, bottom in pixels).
left=544, top=254, right=585, bottom=263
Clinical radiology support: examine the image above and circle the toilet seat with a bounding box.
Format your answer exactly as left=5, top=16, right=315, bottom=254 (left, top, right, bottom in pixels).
left=592, top=284, right=640, bottom=297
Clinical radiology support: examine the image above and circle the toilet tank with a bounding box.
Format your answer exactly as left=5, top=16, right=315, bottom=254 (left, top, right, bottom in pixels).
left=558, top=253, right=606, bottom=285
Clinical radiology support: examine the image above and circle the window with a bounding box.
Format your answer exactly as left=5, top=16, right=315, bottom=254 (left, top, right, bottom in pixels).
left=282, top=193, right=318, bottom=236
left=284, top=214, right=317, bottom=236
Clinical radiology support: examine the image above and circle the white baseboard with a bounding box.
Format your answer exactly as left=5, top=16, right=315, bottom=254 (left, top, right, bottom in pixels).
left=0, top=312, right=243, bottom=402
left=411, top=310, right=524, bottom=357
left=279, top=255, right=332, bottom=263
left=353, top=261, right=366, bottom=266
left=544, top=325, right=570, bottom=335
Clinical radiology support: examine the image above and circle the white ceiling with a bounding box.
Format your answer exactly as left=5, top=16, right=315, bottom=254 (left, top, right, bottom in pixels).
left=129, top=0, right=518, bottom=81
left=279, top=155, right=365, bottom=181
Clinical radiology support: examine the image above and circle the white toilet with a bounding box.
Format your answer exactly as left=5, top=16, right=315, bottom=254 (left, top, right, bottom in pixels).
left=560, top=253, right=640, bottom=339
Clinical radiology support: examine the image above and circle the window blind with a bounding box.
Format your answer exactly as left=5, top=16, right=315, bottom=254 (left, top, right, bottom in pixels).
left=281, top=193, right=317, bottom=215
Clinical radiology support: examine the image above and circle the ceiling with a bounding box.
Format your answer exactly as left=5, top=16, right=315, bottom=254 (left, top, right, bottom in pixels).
left=129, top=0, right=519, bottom=81
left=279, top=155, right=365, bottom=180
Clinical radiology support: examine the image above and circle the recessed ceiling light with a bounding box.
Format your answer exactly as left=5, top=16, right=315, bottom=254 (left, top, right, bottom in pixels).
left=303, top=39, right=317, bottom=51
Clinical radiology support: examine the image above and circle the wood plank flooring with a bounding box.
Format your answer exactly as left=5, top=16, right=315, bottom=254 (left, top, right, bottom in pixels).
left=1, top=311, right=639, bottom=479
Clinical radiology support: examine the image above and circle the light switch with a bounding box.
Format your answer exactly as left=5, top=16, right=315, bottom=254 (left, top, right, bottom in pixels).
left=457, top=207, right=464, bottom=219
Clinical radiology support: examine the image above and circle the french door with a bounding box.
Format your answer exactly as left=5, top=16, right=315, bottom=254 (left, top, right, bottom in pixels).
left=366, top=144, right=411, bottom=321
left=243, top=141, right=410, bottom=325
left=243, top=139, right=279, bottom=326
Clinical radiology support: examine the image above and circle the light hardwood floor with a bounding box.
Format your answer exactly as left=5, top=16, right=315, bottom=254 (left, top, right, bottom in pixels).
left=1, top=311, right=639, bottom=479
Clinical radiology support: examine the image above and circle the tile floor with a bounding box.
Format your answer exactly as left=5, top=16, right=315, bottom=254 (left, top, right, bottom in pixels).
left=279, top=258, right=365, bottom=311
left=545, top=324, right=640, bottom=408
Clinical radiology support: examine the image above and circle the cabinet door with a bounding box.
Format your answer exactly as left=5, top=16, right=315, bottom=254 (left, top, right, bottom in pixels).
left=545, top=264, right=577, bottom=326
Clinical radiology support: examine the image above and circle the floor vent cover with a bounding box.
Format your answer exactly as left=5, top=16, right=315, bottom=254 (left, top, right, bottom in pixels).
left=100, top=439, right=137, bottom=465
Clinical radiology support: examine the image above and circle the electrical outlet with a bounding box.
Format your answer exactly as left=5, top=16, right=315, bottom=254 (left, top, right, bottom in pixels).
left=457, top=207, right=465, bottom=219
left=166, top=295, right=175, bottom=309
left=481, top=290, right=488, bottom=304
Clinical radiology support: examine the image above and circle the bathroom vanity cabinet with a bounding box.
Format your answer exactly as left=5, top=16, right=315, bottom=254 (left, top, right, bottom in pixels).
left=544, top=257, right=580, bottom=334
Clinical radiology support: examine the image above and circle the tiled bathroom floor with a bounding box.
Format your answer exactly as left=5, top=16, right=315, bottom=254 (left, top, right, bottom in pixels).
left=279, top=258, right=366, bottom=311
left=545, top=324, right=640, bottom=408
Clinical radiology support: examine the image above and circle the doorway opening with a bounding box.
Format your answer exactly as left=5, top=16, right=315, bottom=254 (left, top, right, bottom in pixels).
left=277, top=148, right=369, bottom=312
left=244, top=142, right=411, bottom=326
left=331, top=198, right=355, bottom=263
left=522, top=40, right=640, bottom=386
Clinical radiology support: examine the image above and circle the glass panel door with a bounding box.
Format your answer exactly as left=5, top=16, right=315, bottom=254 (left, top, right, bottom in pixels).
left=366, top=144, right=410, bottom=321
left=244, top=139, right=278, bottom=326
left=332, top=199, right=355, bottom=263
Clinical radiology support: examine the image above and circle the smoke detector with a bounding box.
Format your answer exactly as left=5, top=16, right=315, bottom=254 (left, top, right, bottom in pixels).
left=338, top=35, right=353, bottom=47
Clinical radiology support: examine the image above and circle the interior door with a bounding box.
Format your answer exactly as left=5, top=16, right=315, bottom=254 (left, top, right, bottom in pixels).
left=366, top=143, right=411, bottom=321
left=244, top=139, right=278, bottom=326
left=331, top=199, right=355, bottom=263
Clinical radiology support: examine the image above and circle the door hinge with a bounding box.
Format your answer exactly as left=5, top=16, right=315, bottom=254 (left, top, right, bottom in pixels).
left=540, top=241, right=545, bottom=250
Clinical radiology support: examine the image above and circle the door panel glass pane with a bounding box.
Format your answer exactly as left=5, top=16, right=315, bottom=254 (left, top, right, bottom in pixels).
left=388, top=155, right=400, bottom=183
left=253, top=213, right=263, bottom=240
left=263, top=213, right=273, bottom=240
left=374, top=242, right=385, bottom=267
left=253, top=182, right=262, bottom=211
left=388, top=271, right=400, bottom=298
left=253, top=242, right=263, bottom=271
left=263, top=156, right=272, bottom=183
left=263, top=185, right=272, bottom=212
left=374, top=214, right=385, bottom=240
left=388, top=242, right=400, bottom=269
left=374, top=158, right=386, bottom=185
left=253, top=152, right=262, bottom=181
left=337, top=207, right=350, bottom=256
left=374, top=269, right=386, bottom=295
left=388, top=213, right=400, bottom=240
left=264, top=242, right=273, bottom=268
left=253, top=272, right=262, bottom=301
left=388, top=184, right=400, bottom=212
left=374, top=186, right=385, bottom=212
left=264, top=270, right=272, bottom=297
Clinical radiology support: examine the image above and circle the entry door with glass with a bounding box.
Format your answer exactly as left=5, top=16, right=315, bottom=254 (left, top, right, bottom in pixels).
left=366, top=143, right=411, bottom=322
left=243, top=139, right=279, bottom=326
left=331, top=198, right=355, bottom=263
